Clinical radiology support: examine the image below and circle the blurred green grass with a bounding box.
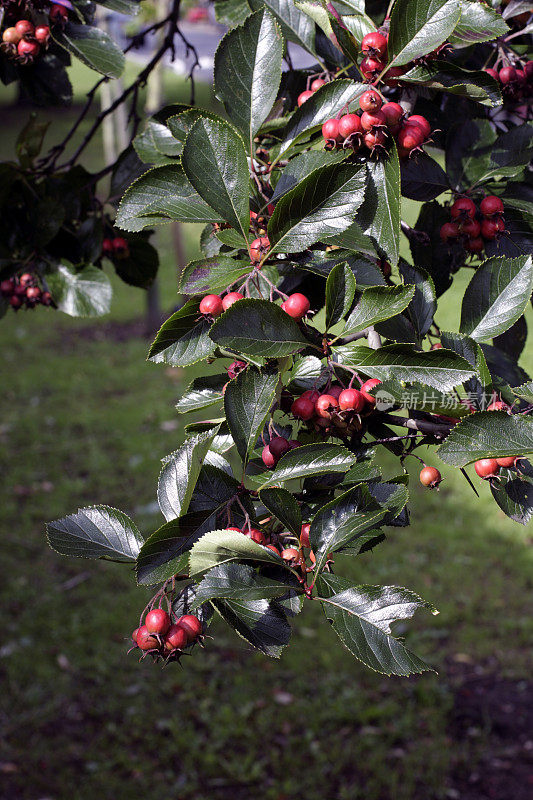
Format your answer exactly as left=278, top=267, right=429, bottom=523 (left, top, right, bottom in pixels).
left=0, top=59, right=532, bottom=800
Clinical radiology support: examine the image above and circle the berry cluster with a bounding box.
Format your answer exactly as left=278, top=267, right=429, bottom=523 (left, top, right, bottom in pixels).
left=486, top=61, right=533, bottom=102
left=1, top=5, right=67, bottom=63
left=358, top=30, right=448, bottom=85
left=0, top=273, right=52, bottom=310
left=102, top=236, right=130, bottom=261
left=290, top=379, right=381, bottom=436
left=297, top=76, right=328, bottom=107
left=199, top=291, right=310, bottom=321
left=440, top=195, right=506, bottom=255
left=132, top=609, right=203, bottom=661
left=322, top=91, right=431, bottom=157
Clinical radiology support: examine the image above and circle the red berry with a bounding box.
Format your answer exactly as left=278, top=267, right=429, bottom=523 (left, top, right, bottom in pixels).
left=112, top=236, right=129, bottom=256
left=25, top=286, right=41, bottom=302
left=322, top=118, right=341, bottom=142
left=41, top=291, right=52, bottom=306
left=50, top=4, right=69, bottom=23
left=485, top=68, right=499, bottom=81
left=227, top=360, right=246, bottom=379
left=487, top=399, right=509, bottom=412
left=164, top=624, right=188, bottom=651
left=199, top=294, right=223, bottom=316
left=459, top=218, right=481, bottom=238
left=480, top=218, right=503, bottom=240
left=35, top=25, right=50, bottom=43
left=297, top=90, right=314, bottom=106
left=440, top=222, right=460, bottom=242
left=315, top=394, right=339, bottom=419
left=269, top=437, right=290, bottom=459
left=419, top=466, right=442, bottom=488
left=300, top=523, right=310, bottom=548
left=361, top=109, right=386, bottom=131
left=136, top=625, right=159, bottom=650
left=360, top=378, right=381, bottom=405
left=17, top=39, right=39, bottom=57
left=474, top=459, right=500, bottom=479
left=515, top=69, right=526, bottom=85
left=327, top=384, right=343, bottom=400
left=302, top=389, right=320, bottom=402
left=291, top=396, right=316, bottom=421
left=338, top=114, right=362, bottom=139
left=361, top=31, right=388, bottom=59
left=176, top=614, right=203, bottom=643
left=360, top=57, right=386, bottom=80
left=310, top=78, right=326, bottom=91
left=102, top=238, right=113, bottom=256
left=19, top=273, right=33, bottom=287
left=524, top=61, right=533, bottom=81
left=132, top=627, right=140, bottom=644
left=431, top=343, right=443, bottom=350
left=222, top=292, right=243, bottom=310
left=450, top=197, right=476, bottom=219
left=480, top=195, right=504, bottom=217
left=250, top=236, right=269, bottom=262
left=9, top=295, right=22, bottom=309
left=338, top=388, right=365, bottom=412
left=281, top=547, right=300, bottom=562
left=266, top=544, right=280, bottom=555
left=2, top=27, right=21, bottom=44
left=363, top=130, right=387, bottom=149
left=496, top=456, right=517, bottom=468
left=0, top=279, right=15, bottom=295
left=246, top=528, right=265, bottom=544
left=145, top=608, right=171, bottom=635
left=262, top=444, right=277, bottom=468
left=464, top=237, right=484, bottom=254
left=15, top=20, right=34, bottom=37
left=397, top=123, right=424, bottom=151
left=406, top=115, right=431, bottom=139
left=381, top=102, right=404, bottom=127
left=499, top=66, right=517, bottom=84
left=360, top=89, right=382, bottom=112
left=282, top=293, right=310, bottom=320
left=384, top=66, right=407, bottom=86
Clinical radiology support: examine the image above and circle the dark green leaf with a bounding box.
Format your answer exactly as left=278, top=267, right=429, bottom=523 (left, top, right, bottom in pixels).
left=46, top=506, right=142, bottom=561
left=399, top=262, right=436, bottom=338
left=271, top=149, right=347, bottom=202
left=333, top=343, right=475, bottom=391
left=47, top=264, right=112, bottom=318
left=342, top=285, right=415, bottom=336
left=210, top=298, right=308, bottom=357
left=55, top=22, right=125, bottom=77
left=214, top=10, right=283, bottom=153
left=449, top=0, right=509, bottom=46
left=194, top=562, right=298, bottom=604
left=179, top=255, right=250, bottom=295
left=215, top=0, right=252, bottom=27
left=280, top=80, right=365, bottom=155
left=261, top=443, right=357, bottom=486
left=212, top=596, right=291, bottom=656
left=189, top=529, right=283, bottom=576
left=268, top=163, right=366, bottom=253
left=249, top=0, right=315, bottom=55
left=357, top=152, right=401, bottom=266
left=116, top=165, right=224, bottom=232
left=388, top=0, right=461, bottom=68
left=460, top=256, right=533, bottom=342
left=400, top=152, right=450, bottom=201
left=490, top=468, right=533, bottom=526
left=148, top=300, right=216, bottom=367
left=182, top=117, right=250, bottom=240
left=309, top=485, right=386, bottom=573
left=438, top=412, right=533, bottom=466
left=318, top=573, right=437, bottom=675
left=326, top=261, right=357, bottom=329
left=224, top=367, right=279, bottom=463
left=158, top=428, right=220, bottom=521
left=136, top=511, right=214, bottom=585
left=259, top=487, right=302, bottom=536
left=176, top=374, right=226, bottom=413
left=401, top=62, right=502, bottom=107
